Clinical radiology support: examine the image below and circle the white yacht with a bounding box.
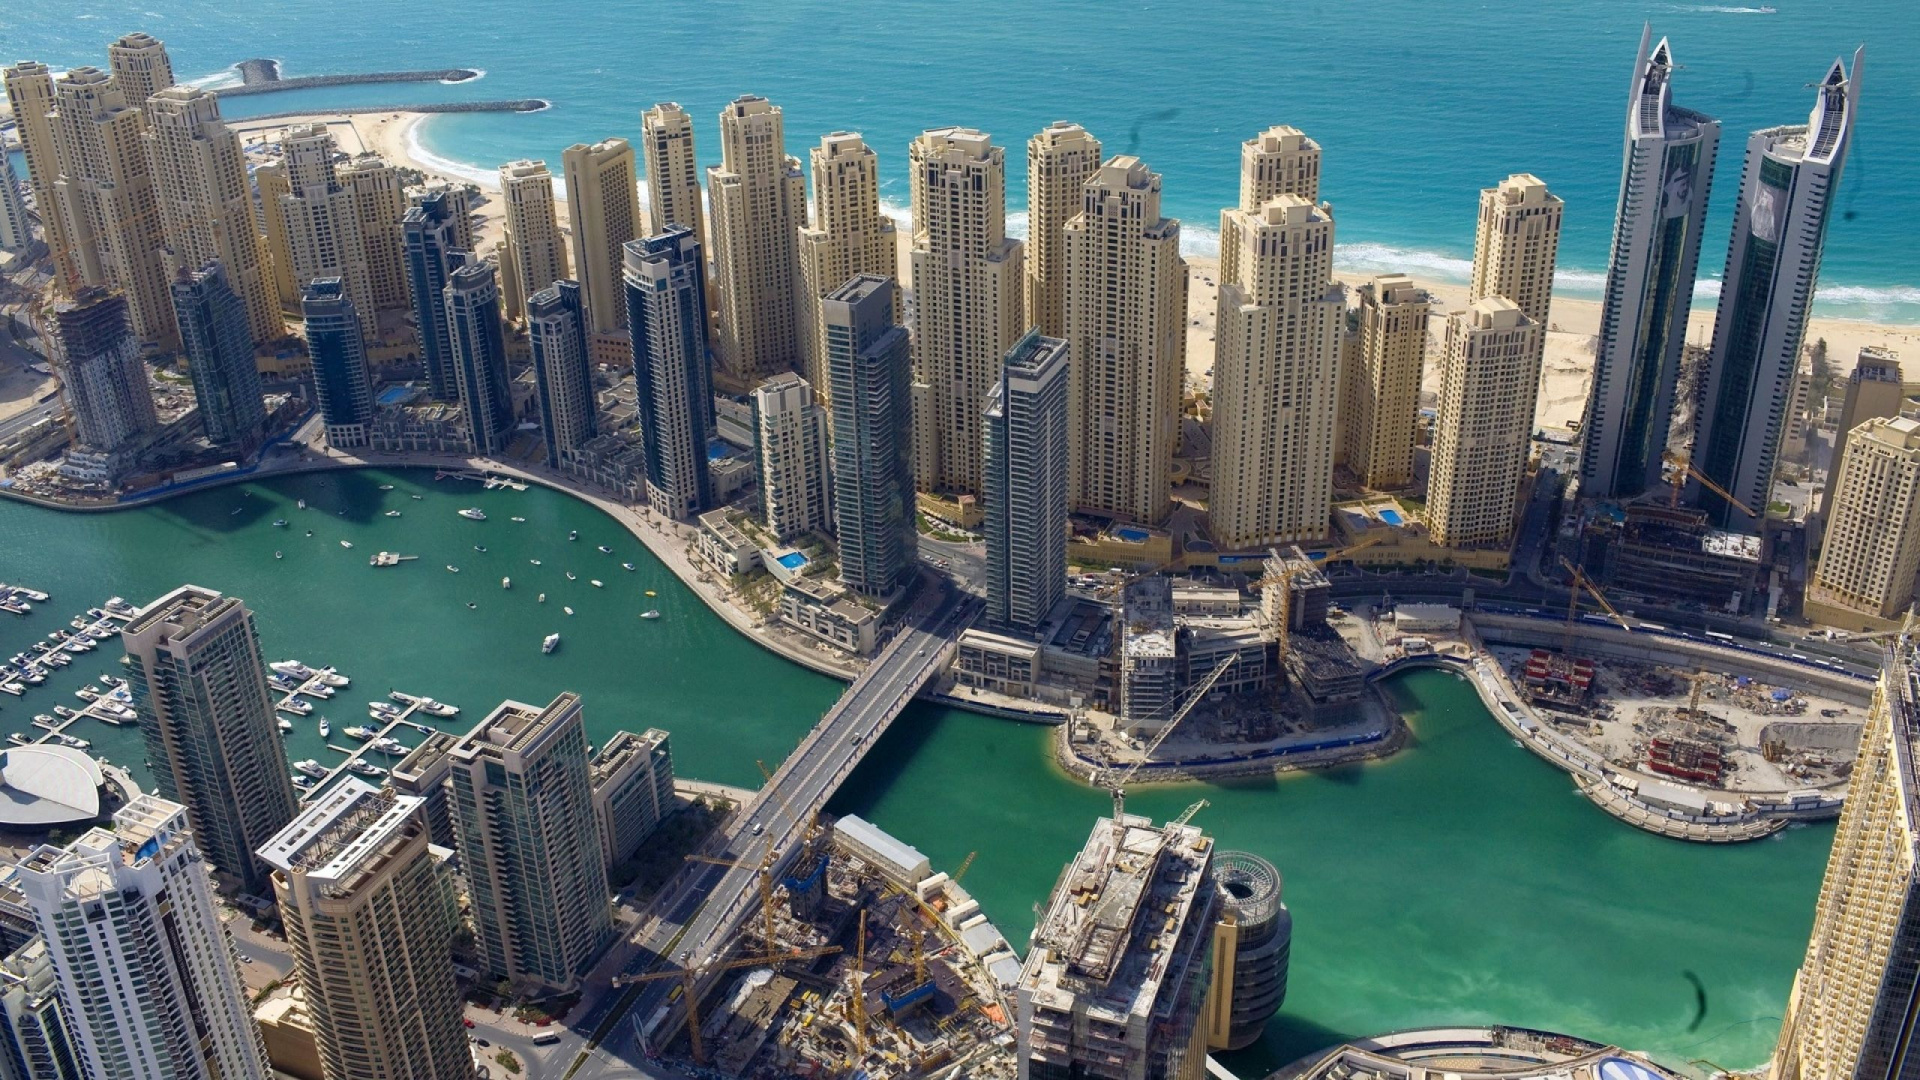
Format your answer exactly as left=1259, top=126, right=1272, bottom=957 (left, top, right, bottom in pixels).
left=318, top=668, right=350, bottom=688
left=294, top=759, right=328, bottom=778
left=276, top=698, right=314, bottom=716
left=317, top=717, right=331, bottom=737
left=340, top=540, right=353, bottom=549
left=590, top=580, right=604, bottom=588
left=511, top=516, right=527, bottom=523
left=538, top=593, right=547, bottom=603
left=344, top=726, right=375, bottom=741
left=385, top=510, right=403, bottom=517
left=347, top=759, right=386, bottom=777
left=370, top=737, right=407, bottom=755
left=563, top=606, right=574, bottom=616
left=502, top=577, right=512, bottom=590
left=598, top=545, right=613, bottom=554
left=277, top=717, right=293, bottom=733
left=543, top=633, right=560, bottom=654
left=270, top=660, right=314, bottom=678
left=641, top=610, right=662, bottom=620
left=458, top=507, right=487, bottom=521
left=447, top=565, right=460, bottom=573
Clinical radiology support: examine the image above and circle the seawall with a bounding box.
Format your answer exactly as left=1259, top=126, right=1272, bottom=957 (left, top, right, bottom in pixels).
left=220, top=66, right=481, bottom=96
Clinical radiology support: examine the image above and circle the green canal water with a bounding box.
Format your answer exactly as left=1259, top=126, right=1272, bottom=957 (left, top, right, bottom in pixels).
left=0, top=467, right=1829, bottom=1076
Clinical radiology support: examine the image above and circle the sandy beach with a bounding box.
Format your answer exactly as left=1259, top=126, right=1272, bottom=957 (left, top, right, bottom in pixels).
left=241, top=109, right=1920, bottom=423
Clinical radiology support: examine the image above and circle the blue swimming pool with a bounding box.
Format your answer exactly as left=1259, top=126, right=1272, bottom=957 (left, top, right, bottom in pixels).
left=776, top=552, right=809, bottom=570
left=1114, top=527, right=1151, bottom=543
left=376, top=386, right=416, bottom=406
left=1378, top=509, right=1404, bottom=526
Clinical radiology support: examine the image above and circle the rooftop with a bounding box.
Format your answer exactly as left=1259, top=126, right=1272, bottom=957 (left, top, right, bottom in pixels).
left=257, top=779, right=423, bottom=896
left=0, top=745, right=104, bottom=827
left=453, top=693, right=581, bottom=763
left=589, top=728, right=669, bottom=791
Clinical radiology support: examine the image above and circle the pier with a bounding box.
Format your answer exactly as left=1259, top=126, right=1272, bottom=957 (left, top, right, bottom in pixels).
left=0, top=584, right=49, bottom=617
left=434, top=468, right=528, bottom=491
left=221, top=63, right=480, bottom=96
left=2, top=601, right=136, bottom=763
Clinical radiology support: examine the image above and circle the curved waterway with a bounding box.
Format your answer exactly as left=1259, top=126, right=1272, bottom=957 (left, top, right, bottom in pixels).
left=0, top=468, right=1827, bottom=1075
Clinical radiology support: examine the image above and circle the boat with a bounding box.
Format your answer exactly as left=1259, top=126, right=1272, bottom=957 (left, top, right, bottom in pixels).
left=537, top=593, right=546, bottom=604
left=54, top=734, right=89, bottom=750
left=347, top=759, right=386, bottom=777
left=344, top=725, right=374, bottom=740
left=530, top=559, right=542, bottom=566
left=100, top=674, right=124, bottom=688
left=447, top=565, right=460, bottom=574
left=277, top=698, right=314, bottom=716
left=292, top=774, right=316, bottom=788
left=273, top=519, right=288, bottom=528
left=502, top=577, right=512, bottom=589
left=466, top=602, right=477, bottom=610
left=317, top=718, right=331, bottom=737
left=511, top=516, right=527, bottom=523
left=6, top=735, right=29, bottom=747
left=304, top=684, right=335, bottom=699
left=415, top=699, right=459, bottom=718
left=641, top=610, right=662, bottom=620
left=563, top=606, right=574, bottom=616
left=566, top=572, right=577, bottom=581
left=645, top=590, right=657, bottom=597
left=411, top=494, right=423, bottom=500
left=75, top=688, right=100, bottom=701
left=569, top=530, right=579, bottom=541
left=598, top=545, right=613, bottom=554
left=622, top=562, right=636, bottom=571
left=459, top=507, right=487, bottom=521
left=294, top=759, right=328, bottom=778
left=306, top=530, right=313, bottom=537
left=590, top=580, right=604, bottom=588
left=297, top=499, right=306, bottom=509
left=275, top=551, right=283, bottom=560
left=52, top=706, right=73, bottom=719
left=370, top=737, right=407, bottom=755
left=271, top=660, right=314, bottom=678
left=231, top=507, right=241, bottom=516
left=277, top=717, right=293, bottom=733
left=543, top=633, right=560, bottom=654
left=318, top=668, right=349, bottom=688
left=32, top=714, right=53, bottom=727
left=385, top=510, right=402, bottom=517
left=369, top=706, right=402, bottom=722
left=474, top=545, right=487, bottom=553
left=340, top=540, right=354, bottom=549
left=378, top=484, right=394, bottom=491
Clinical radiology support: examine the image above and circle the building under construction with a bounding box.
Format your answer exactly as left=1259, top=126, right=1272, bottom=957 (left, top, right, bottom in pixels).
left=1206, top=852, right=1290, bottom=1051
left=1521, top=648, right=1595, bottom=708
left=1580, top=503, right=1762, bottom=610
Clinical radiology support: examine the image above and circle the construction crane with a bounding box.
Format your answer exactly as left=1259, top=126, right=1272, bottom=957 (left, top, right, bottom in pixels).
left=952, top=851, right=977, bottom=883
left=686, top=852, right=779, bottom=954
left=1658, top=665, right=1715, bottom=718
left=1253, top=533, right=1389, bottom=660
left=849, top=908, right=868, bottom=1055
left=614, top=944, right=841, bottom=1065
left=1663, top=451, right=1758, bottom=518
left=1171, top=799, right=1209, bottom=828
left=1099, top=655, right=1237, bottom=821
left=1558, top=557, right=1634, bottom=655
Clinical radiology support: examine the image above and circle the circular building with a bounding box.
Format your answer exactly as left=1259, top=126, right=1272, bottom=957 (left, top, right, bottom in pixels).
left=0, top=745, right=105, bottom=829
left=1213, top=850, right=1291, bottom=1050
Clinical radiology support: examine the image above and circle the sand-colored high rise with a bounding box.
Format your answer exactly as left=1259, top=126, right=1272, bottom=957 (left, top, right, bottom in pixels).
left=1469, top=173, right=1562, bottom=327
left=1806, top=417, right=1920, bottom=629
left=255, top=159, right=298, bottom=309
left=104, top=32, right=173, bottom=120
left=640, top=103, right=703, bottom=246
left=338, top=153, right=408, bottom=310
left=561, top=138, right=641, bottom=337
left=50, top=68, right=177, bottom=348
left=498, top=160, right=567, bottom=322
left=1217, top=126, right=1321, bottom=285
left=3, top=62, right=80, bottom=290
left=1064, top=156, right=1186, bottom=525
left=1769, top=650, right=1920, bottom=1080
left=1347, top=276, right=1432, bottom=490
left=798, top=132, right=896, bottom=405
left=708, top=95, right=806, bottom=394
left=1428, top=298, right=1541, bottom=548
left=908, top=127, right=1025, bottom=497
left=1024, top=122, right=1102, bottom=341
left=1210, top=170, right=1343, bottom=549
left=278, top=125, right=375, bottom=338
left=143, top=86, right=280, bottom=346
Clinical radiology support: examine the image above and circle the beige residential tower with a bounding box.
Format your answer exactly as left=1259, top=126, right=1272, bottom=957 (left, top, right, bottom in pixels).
left=798, top=132, right=895, bottom=403
left=1347, top=275, right=1432, bottom=490
left=500, top=159, right=569, bottom=321
left=1427, top=297, right=1541, bottom=548
left=1024, top=122, right=1102, bottom=341
left=707, top=95, right=806, bottom=393
left=561, top=138, right=643, bottom=336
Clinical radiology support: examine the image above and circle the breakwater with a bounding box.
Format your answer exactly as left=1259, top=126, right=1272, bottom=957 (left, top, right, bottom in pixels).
left=233, top=101, right=547, bottom=120
left=222, top=63, right=481, bottom=96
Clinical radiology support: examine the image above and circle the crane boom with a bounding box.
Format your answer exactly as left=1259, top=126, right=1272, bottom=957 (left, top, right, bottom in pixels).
left=1104, top=655, right=1237, bottom=819
left=1664, top=451, right=1758, bottom=517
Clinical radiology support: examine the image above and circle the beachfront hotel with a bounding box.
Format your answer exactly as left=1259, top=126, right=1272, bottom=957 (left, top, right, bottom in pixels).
left=908, top=127, right=1026, bottom=498
left=278, top=124, right=378, bottom=339
left=1693, top=50, right=1862, bottom=531
left=1346, top=275, right=1432, bottom=492
left=1210, top=134, right=1343, bottom=549
left=1428, top=298, right=1543, bottom=549
left=143, top=85, right=280, bottom=345
left=983, top=330, right=1071, bottom=633
left=708, top=95, right=806, bottom=394
left=528, top=279, right=597, bottom=466
left=825, top=274, right=917, bottom=598
left=1024, top=122, right=1103, bottom=342
left=1064, top=156, right=1186, bottom=526
left=1806, top=417, right=1920, bottom=630
left=301, top=279, right=374, bottom=448
left=259, top=781, right=474, bottom=1080
left=797, top=132, right=896, bottom=406
left=1578, top=29, right=1720, bottom=500
left=499, top=159, right=569, bottom=321
left=640, top=103, right=705, bottom=247
left=1770, top=647, right=1920, bottom=1079
left=560, top=137, right=642, bottom=340
left=625, top=226, right=715, bottom=520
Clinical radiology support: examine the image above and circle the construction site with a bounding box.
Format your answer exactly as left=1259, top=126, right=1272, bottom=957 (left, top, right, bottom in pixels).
left=623, top=813, right=1020, bottom=1080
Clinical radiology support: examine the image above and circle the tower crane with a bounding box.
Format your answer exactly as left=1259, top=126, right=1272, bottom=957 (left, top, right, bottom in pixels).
left=1252, top=533, right=1389, bottom=660
left=685, top=852, right=779, bottom=953
left=614, top=944, right=840, bottom=1065
left=1557, top=557, right=1634, bottom=655
left=1098, top=655, right=1237, bottom=821
left=1663, top=451, right=1758, bottom=517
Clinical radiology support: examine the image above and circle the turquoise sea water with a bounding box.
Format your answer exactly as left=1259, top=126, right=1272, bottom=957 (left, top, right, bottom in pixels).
left=6, top=0, right=1917, bottom=321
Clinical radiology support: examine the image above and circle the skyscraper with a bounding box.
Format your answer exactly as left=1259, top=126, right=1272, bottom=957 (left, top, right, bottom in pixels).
left=1217, top=126, right=1321, bottom=285
left=708, top=95, right=806, bottom=393
left=1468, top=173, right=1563, bottom=327
left=301, top=279, right=373, bottom=448
left=449, top=693, right=613, bottom=992
left=798, top=132, right=896, bottom=405
left=170, top=261, right=267, bottom=450
left=562, top=138, right=642, bottom=337
left=1694, top=51, right=1864, bottom=530
left=625, top=228, right=714, bottom=519
left=0, top=147, right=28, bottom=255
left=403, top=189, right=463, bottom=399
left=122, top=584, right=300, bottom=895
left=278, top=125, right=375, bottom=338
left=1823, top=347, right=1905, bottom=513
left=1769, top=648, right=1920, bottom=1080
left=0, top=937, right=82, bottom=1080
left=908, top=128, right=1026, bottom=497
left=259, top=780, right=475, bottom=1080
left=984, top=330, right=1069, bottom=633
left=1210, top=179, right=1343, bottom=549
left=254, top=159, right=299, bottom=309
left=825, top=275, right=916, bottom=598
left=3, top=63, right=79, bottom=289
left=1428, top=298, right=1542, bottom=549
left=751, top=371, right=833, bottom=542
left=104, top=32, right=173, bottom=119
left=17, top=796, right=270, bottom=1080
left=411, top=180, right=476, bottom=253
left=500, top=160, right=569, bottom=320
left=640, top=103, right=704, bottom=246
left=143, top=86, right=281, bottom=345
left=47, top=289, right=158, bottom=463
left=445, top=259, right=514, bottom=455
left=50, top=67, right=176, bottom=348
left=529, top=280, right=596, bottom=466
left=1064, top=156, right=1187, bottom=525
left=1578, top=29, right=1720, bottom=500
left=337, top=152, right=410, bottom=310
left=1806, top=417, right=1920, bottom=629
left=1347, top=275, right=1432, bottom=491
left=1025, top=122, right=1103, bottom=341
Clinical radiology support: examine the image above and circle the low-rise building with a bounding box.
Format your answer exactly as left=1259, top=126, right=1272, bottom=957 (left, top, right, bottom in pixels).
left=832, top=814, right=931, bottom=888
left=1284, top=626, right=1366, bottom=708
left=588, top=728, right=674, bottom=873
left=1171, top=586, right=1241, bottom=618
left=778, top=575, right=880, bottom=656
left=695, top=509, right=762, bottom=578
left=252, top=988, right=322, bottom=1080
left=954, top=629, right=1041, bottom=698
left=1184, top=619, right=1271, bottom=698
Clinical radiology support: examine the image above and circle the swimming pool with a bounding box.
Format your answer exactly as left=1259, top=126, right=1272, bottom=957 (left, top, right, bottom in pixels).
left=1378, top=509, right=1404, bottom=526
left=776, top=551, right=809, bottom=570
left=376, top=386, right=416, bottom=406
left=1114, top=527, right=1151, bottom=543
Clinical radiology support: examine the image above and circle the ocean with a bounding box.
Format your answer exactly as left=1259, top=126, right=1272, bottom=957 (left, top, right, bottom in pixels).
left=7, top=0, right=1916, bottom=321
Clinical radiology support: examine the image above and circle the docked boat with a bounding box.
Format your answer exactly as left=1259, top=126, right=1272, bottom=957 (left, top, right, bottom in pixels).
left=19, top=669, right=44, bottom=685
left=55, top=734, right=89, bottom=750
left=344, top=725, right=375, bottom=741
left=52, top=706, right=73, bottom=719
left=416, top=698, right=459, bottom=718
left=543, top=633, right=560, bottom=654
left=271, top=660, right=314, bottom=678
left=277, top=717, right=293, bottom=733
left=31, top=715, right=55, bottom=729
left=292, top=774, right=316, bottom=789
left=6, top=734, right=30, bottom=747
left=347, top=759, right=386, bottom=777
left=317, top=717, right=331, bottom=737
left=369, top=737, right=407, bottom=755
left=641, top=610, right=662, bottom=620
left=277, top=698, right=314, bottom=716
left=303, top=683, right=335, bottom=699
left=318, top=668, right=349, bottom=688
left=598, top=545, right=613, bottom=554
left=64, top=639, right=94, bottom=652
left=76, top=688, right=100, bottom=701
left=459, top=507, right=487, bottom=521
left=294, top=759, right=328, bottom=778
left=340, top=540, right=354, bottom=549
left=502, top=577, right=512, bottom=589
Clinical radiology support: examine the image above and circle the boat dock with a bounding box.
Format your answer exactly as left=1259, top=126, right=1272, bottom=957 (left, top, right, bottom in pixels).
left=0, top=584, right=49, bottom=616
left=2, top=602, right=133, bottom=697
left=370, top=551, right=419, bottom=567
left=434, top=468, right=528, bottom=491
left=297, top=692, right=454, bottom=801
left=270, top=664, right=349, bottom=718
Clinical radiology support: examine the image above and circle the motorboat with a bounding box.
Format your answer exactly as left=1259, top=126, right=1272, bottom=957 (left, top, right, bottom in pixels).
left=6, top=735, right=30, bottom=747
left=378, top=484, right=395, bottom=491
left=538, top=593, right=546, bottom=603
left=317, top=717, right=331, bottom=738
left=502, top=577, right=512, bottom=589
left=590, top=580, right=604, bottom=588
left=52, top=706, right=73, bottom=719
left=414, top=698, right=459, bottom=718
left=466, top=602, right=477, bottom=610
left=275, top=551, right=283, bottom=560
left=369, top=737, right=407, bottom=755
left=569, top=530, right=579, bottom=541
left=474, top=545, right=487, bottom=553
left=511, top=516, right=526, bottom=523
left=369, top=706, right=401, bottom=722
left=318, top=668, right=349, bottom=688
left=340, top=540, right=353, bottom=549
left=623, top=563, right=636, bottom=571
left=270, top=673, right=302, bottom=690
left=563, top=606, right=574, bottom=616
left=447, top=565, right=460, bottom=574
left=566, top=572, right=577, bottom=581
left=598, top=545, right=613, bottom=554
left=641, top=610, right=662, bottom=620
left=459, top=507, right=487, bottom=521
left=75, top=688, right=100, bottom=701
left=54, top=734, right=89, bottom=750
left=344, top=725, right=374, bottom=741
left=292, top=774, right=316, bottom=789
left=294, top=759, right=328, bottom=778
left=297, top=499, right=306, bottom=509
left=304, top=683, right=335, bottom=699
left=530, top=559, right=542, bottom=566
left=645, top=591, right=657, bottom=597
left=277, top=717, right=293, bottom=733
left=543, top=633, right=560, bottom=654
left=385, top=510, right=403, bottom=517
left=347, top=759, right=386, bottom=777
left=273, top=519, right=288, bottom=527
left=99, top=674, right=124, bottom=688
left=271, top=660, right=314, bottom=678
left=277, top=698, right=314, bottom=716
left=411, top=494, right=423, bottom=500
